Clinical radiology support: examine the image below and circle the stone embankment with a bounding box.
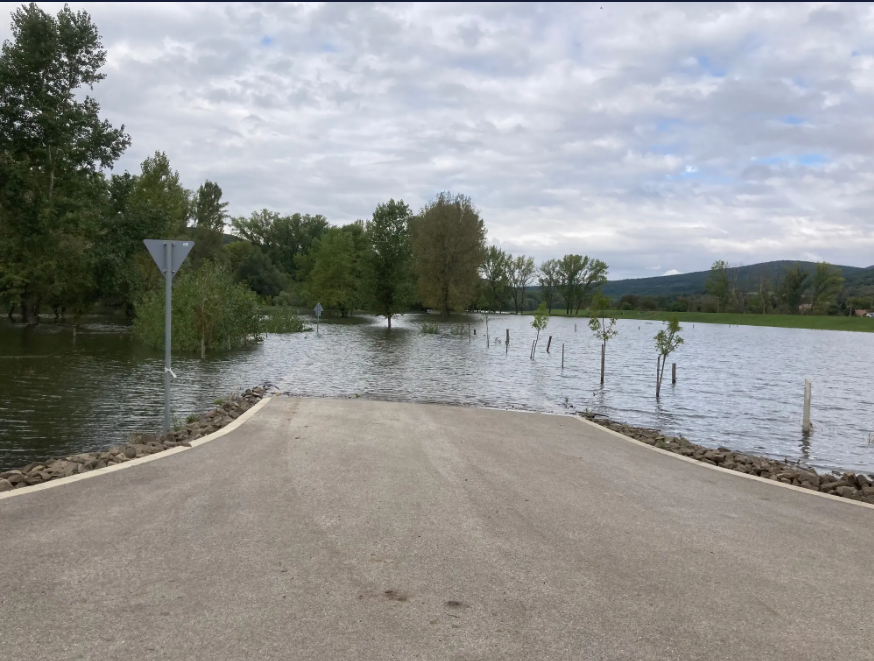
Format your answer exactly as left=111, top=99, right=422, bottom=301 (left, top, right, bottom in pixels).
left=0, top=386, right=269, bottom=493
left=583, top=413, right=874, bottom=505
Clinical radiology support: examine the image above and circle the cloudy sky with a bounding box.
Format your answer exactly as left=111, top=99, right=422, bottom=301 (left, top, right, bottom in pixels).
left=4, top=2, right=874, bottom=279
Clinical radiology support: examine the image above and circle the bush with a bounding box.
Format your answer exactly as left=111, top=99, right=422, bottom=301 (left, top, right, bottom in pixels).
left=420, top=322, right=440, bottom=334
left=134, top=262, right=262, bottom=356
left=263, top=306, right=309, bottom=333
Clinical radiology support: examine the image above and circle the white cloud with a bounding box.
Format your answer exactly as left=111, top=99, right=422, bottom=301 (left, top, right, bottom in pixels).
left=4, top=2, right=874, bottom=278
left=663, top=269, right=682, bottom=276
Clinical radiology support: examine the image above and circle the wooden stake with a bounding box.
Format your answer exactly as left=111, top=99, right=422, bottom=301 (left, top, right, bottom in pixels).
left=546, top=336, right=552, bottom=353
left=530, top=339, right=536, bottom=360
left=561, top=343, right=564, bottom=369
left=672, top=362, right=677, bottom=384
left=803, top=379, right=812, bottom=433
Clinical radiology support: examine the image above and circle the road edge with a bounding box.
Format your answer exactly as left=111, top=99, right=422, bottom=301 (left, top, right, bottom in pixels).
left=574, top=416, right=874, bottom=512
left=0, top=396, right=274, bottom=502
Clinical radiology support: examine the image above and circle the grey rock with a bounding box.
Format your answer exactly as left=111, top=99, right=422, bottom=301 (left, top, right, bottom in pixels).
left=835, top=486, right=858, bottom=498
left=0, top=478, right=13, bottom=492
left=123, top=446, right=137, bottom=459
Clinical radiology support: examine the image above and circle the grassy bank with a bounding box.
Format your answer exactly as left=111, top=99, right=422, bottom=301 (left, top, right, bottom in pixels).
left=523, top=309, right=874, bottom=333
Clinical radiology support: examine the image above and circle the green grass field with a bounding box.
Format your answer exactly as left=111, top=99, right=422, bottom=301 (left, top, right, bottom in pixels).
left=527, top=309, right=874, bottom=333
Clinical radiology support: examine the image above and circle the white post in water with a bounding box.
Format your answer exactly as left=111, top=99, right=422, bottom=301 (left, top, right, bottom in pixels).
left=803, top=379, right=812, bottom=434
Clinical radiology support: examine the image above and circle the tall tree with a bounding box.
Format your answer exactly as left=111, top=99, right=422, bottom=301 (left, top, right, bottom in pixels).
left=480, top=246, right=510, bottom=313
left=508, top=255, right=536, bottom=314
left=537, top=259, right=561, bottom=312
left=573, top=257, right=608, bottom=315
left=705, top=260, right=731, bottom=313
left=411, top=192, right=486, bottom=316
left=308, top=227, right=362, bottom=317
left=189, top=180, right=228, bottom=268
left=268, top=212, right=330, bottom=277
left=755, top=273, right=772, bottom=315
left=0, top=3, right=130, bottom=323
left=811, top=262, right=843, bottom=313
left=779, top=265, right=809, bottom=314
left=558, top=254, right=585, bottom=315
left=127, top=151, right=190, bottom=238
left=366, top=199, right=414, bottom=328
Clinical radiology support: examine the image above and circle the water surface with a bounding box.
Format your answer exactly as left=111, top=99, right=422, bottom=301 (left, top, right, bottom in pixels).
left=1, top=314, right=873, bottom=474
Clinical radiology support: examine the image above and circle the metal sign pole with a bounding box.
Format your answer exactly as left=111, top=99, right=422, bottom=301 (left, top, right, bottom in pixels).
left=164, top=241, right=173, bottom=432
left=144, top=239, right=194, bottom=434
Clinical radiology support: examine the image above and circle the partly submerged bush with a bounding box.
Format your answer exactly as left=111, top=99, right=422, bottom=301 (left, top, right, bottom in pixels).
left=263, top=306, right=309, bottom=333
left=134, top=262, right=262, bottom=356
left=419, top=321, right=440, bottom=334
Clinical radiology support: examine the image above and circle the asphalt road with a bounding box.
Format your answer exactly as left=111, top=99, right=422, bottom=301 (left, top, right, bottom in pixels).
left=1, top=397, right=872, bottom=660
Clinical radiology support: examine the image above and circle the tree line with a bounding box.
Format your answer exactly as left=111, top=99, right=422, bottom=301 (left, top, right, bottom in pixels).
left=702, top=261, right=847, bottom=316
left=0, top=4, right=614, bottom=336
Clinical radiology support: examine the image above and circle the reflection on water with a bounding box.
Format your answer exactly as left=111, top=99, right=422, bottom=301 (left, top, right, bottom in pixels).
left=2, top=313, right=874, bottom=474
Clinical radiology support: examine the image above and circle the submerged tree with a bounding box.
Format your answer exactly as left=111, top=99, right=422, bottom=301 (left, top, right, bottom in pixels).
left=654, top=315, right=683, bottom=399
left=589, top=292, right=618, bottom=385
left=508, top=255, right=536, bottom=314
left=530, top=301, right=549, bottom=358
left=480, top=246, right=510, bottom=313
left=366, top=199, right=414, bottom=329
left=0, top=3, right=130, bottom=324
left=133, top=262, right=262, bottom=357
left=308, top=227, right=362, bottom=317
left=411, top=192, right=486, bottom=316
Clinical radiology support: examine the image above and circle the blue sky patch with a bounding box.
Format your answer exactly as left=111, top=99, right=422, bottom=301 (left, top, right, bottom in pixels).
left=261, top=36, right=272, bottom=46
left=320, top=43, right=339, bottom=53
left=798, top=153, right=827, bottom=166
left=696, top=55, right=725, bottom=78
left=781, top=115, right=804, bottom=125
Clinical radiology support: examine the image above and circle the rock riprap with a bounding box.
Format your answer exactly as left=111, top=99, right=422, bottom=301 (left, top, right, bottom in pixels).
left=581, top=412, right=874, bottom=505
left=0, top=386, right=268, bottom=492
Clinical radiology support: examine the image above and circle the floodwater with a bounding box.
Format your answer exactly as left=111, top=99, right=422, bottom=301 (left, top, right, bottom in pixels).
left=1, top=313, right=873, bottom=474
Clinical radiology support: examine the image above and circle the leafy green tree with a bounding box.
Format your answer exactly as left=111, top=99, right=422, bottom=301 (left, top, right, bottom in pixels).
left=231, top=209, right=279, bottom=248
left=589, top=291, right=618, bottom=385
left=411, top=192, right=486, bottom=316
left=655, top=316, right=683, bottom=399
left=0, top=3, right=130, bottom=324
left=269, top=213, right=330, bottom=277
left=94, top=172, right=167, bottom=314
left=779, top=265, right=809, bottom=314
left=366, top=199, right=414, bottom=328
left=134, top=261, right=262, bottom=356
left=189, top=180, right=228, bottom=268
left=237, top=250, right=285, bottom=299
left=811, top=262, right=843, bottom=313
left=558, top=254, right=584, bottom=315
left=508, top=255, right=536, bottom=314
left=308, top=227, right=361, bottom=317
left=530, top=301, right=549, bottom=356
left=537, top=259, right=561, bottom=312
left=705, top=260, right=730, bottom=313
left=558, top=255, right=608, bottom=314
left=480, top=246, right=510, bottom=312
left=127, top=151, right=190, bottom=238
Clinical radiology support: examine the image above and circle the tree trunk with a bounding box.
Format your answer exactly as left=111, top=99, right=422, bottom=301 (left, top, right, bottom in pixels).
left=201, top=335, right=206, bottom=359
left=20, top=291, right=39, bottom=326
left=387, top=315, right=392, bottom=329
left=6, top=303, right=14, bottom=321
left=656, top=356, right=666, bottom=399
left=600, top=342, right=605, bottom=384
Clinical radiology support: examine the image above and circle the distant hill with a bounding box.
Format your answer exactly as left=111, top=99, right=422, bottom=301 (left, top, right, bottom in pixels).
left=603, top=261, right=873, bottom=300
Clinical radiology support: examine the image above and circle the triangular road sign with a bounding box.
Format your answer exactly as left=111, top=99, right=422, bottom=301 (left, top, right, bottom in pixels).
left=143, top=240, right=195, bottom=279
